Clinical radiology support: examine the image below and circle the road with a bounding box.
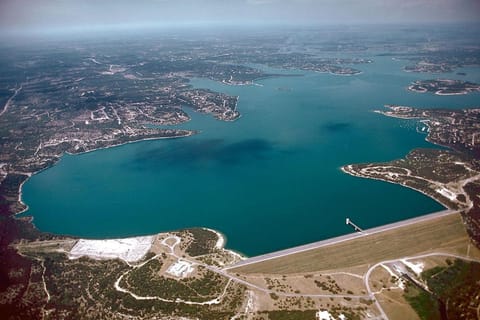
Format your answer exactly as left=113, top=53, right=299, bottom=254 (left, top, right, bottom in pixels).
left=114, top=235, right=371, bottom=308
left=111, top=211, right=471, bottom=319
left=363, top=252, right=480, bottom=320
left=225, top=209, right=458, bottom=270
left=0, top=84, right=23, bottom=117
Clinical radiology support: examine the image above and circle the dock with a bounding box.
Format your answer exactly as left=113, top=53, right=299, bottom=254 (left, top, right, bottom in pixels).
left=346, top=218, right=363, bottom=232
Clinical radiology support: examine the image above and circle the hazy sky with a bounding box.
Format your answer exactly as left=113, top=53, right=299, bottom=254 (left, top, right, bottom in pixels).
left=1, top=0, right=479, bottom=34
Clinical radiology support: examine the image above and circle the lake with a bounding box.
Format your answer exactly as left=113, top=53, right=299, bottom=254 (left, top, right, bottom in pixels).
left=22, top=57, right=480, bottom=256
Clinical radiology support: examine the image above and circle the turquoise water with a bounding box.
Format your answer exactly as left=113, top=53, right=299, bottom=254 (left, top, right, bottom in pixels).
left=22, top=57, right=480, bottom=256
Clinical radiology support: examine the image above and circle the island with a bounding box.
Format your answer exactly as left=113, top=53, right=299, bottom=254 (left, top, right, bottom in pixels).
left=408, top=79, right=480, bottom=95
left=402, top=52, right=480, bottom=74
left=253, top=54, right=370, bottom=75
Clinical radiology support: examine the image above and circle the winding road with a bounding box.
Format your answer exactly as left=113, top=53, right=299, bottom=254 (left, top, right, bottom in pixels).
left=114, top=234, right=371, bottom=308
left=111, top=219, right=479, bottom=319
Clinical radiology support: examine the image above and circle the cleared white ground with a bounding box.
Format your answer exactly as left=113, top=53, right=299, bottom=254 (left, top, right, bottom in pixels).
left=316, top=310, right=346, bottom=320
left=69, top=236, right=154, bottom=263
left=436, top=187, right=457, bottom=201
left=381, top=264, right=406, bottom=290
left=166, top=260, right=195, bottom=278
left=401, top=259, right=424, bottom=276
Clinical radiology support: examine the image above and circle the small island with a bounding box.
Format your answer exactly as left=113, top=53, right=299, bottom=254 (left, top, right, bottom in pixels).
left=408, top=79, right=480, bottom=95
left=404, top=62, right=454, bottom=73
left=252, top=54, right=370, bottom=76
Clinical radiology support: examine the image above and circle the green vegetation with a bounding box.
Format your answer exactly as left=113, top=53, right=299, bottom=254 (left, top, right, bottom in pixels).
left=123, top=263, right=228, bottom=302
left=0, top=173, right=29, bottom=214
left=405, top=259, right=480, bottom=320
left=346, top=148, right=476, bottom=210
left=268, top=310, right=316, bottom=320
left=260, top=310, right=316, bottom=320
left=42, top=253, right=130, bottom=318
left=35, top=252, right=246, bottom=319
left=270, top=293, right=280, bottom=300
left=184, top=228, right=219, bottom=256
left=260, top=309, right=363, bottom=320
left=408, top=79, right=480, bottom=95
left=404, top=285, right=440, bottom=320
left=314, top=278, right=343, bottom=294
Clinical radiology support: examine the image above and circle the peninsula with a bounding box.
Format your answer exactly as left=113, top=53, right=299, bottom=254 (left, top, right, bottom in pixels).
left=342, top=105, right=480, bottom=246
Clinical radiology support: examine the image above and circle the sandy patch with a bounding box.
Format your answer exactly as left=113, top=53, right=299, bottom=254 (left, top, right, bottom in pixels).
left=316, top=310, right=346, bottom=320
left=166, top=260, right=195, bottom=278
left=401, top=259, right=424, bottom=276
left=436, top=187, right=457, bottom=201
left=203, top=228, right=225, bottom=249
left=69, top=236, right=154, bottom=263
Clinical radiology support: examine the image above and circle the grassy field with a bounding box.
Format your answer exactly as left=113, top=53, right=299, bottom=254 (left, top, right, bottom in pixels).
left=231, top=213, right=479, bottom=274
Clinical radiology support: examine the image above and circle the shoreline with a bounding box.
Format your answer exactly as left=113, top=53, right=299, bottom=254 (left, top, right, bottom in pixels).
left=202, top=227, right=247, bottom=260
left=374, top=108, right=467, bottom=155
left=202, top=227, right=226, bottom=250
left=17, top=163, right=457, bottom=266
left=226, top=208, right=459, bottom=270
left=65, top=130, right=195, bottom=157
left=16, top=173, right=32, bottom=215
left=328, top=71, right=362, bottom=76
left=340, top=165, right=450, bottom=210
left=408, top=87, right=470, bottom=96
left=13, top=131, right=196, bottom=218
left=435, top=90, right=470, bottom=96
left=15, top=126, right=453, bottom=260
left=10, top=109, right=470, bottom=265
left=60, top=202, right=457, bottom=270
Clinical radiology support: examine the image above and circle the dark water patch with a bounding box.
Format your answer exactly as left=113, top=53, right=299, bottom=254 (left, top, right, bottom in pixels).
left=216, top=139, right=275, bottom=164
left=132, top=138, right=278, bottom=170
left=321, top=121, right=354, bottom=133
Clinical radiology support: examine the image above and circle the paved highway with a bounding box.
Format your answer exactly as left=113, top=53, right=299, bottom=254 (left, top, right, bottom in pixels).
left=225, top=209, right=458, bottom=270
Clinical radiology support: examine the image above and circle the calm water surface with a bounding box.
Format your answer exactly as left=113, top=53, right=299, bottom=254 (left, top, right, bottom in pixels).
left=23, top=57, right=480, bottom=256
